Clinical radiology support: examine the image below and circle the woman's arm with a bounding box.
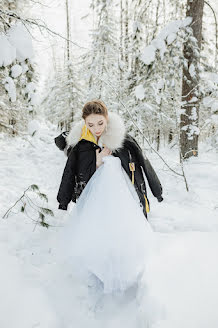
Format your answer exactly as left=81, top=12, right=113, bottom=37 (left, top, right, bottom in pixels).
left=127, top=134, right=163, bottom=201
left=57, top=147, right=77, bottom=210
left=141, top=157, right=163, bottom=202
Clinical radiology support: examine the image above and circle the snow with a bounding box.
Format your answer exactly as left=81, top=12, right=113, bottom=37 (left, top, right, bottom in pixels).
left=140, top=18, right=193, bottom=65
left=157, top=79, right=164, bottom=90
left=186, top=124, right=200, bottom=138
left=30, top=93, right=39, bottom=106
left=211, top=114, right=218, bottom=124
left=166, top=32, right=177, bottom=45
left=146, top=232, right=218, bottom=328
left=21, top=63, right=29, bottom=74
left=132, top=21, right=142, bottom=36
left=1, top=243, right=58, bottom=328
left=0, top=123, right=218, bottom=327
left=211, top=101, right=218, bottom=112
left=203, top=96, right=214, bottom=107
left=188, top=96, right=198, bottom=103
left=140, top=44, right=156, bottom=65
left=173, top=56, right=180, bottom=65
left=135, top=84, right=145, bottom=100
left=0, top=23, right=33, bottom=69
left=25, top=81, right=36, bottom=93
left=7, top=22, right=34, bottom=62
left=203, top=96, right=218, bottom=113
left=28, top=119, right=42, bottom=135
left=2, top=76, right=16, bottom=102
left=189, top=63, right=196, bottom=77
left=207, top=72, right=218, bottom=84
left=24, top=82, right=37, bottom=105
left=11, top=64, right=23, bottom=78
left=0, top=34, right=16, bottom=67
left=190, top=107, right=198, bottom=120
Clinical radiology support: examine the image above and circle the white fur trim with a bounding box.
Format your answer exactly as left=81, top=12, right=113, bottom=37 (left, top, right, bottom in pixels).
left=66, top=120, right=84, bottom=148
left=100, top=112, right=126, bottom=150
left=66, top=111, right=126, bottom=151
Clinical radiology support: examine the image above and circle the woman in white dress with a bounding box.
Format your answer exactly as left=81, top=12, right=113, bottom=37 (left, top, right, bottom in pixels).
left=56, top=99, right=163, bottom=295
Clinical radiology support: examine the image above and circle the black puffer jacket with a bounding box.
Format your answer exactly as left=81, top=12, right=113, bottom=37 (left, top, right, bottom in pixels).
left=55, top=112, right=163, bottom=219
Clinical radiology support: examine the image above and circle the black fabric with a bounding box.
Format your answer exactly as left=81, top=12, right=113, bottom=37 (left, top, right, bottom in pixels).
left=124, top=134, right=163, bottom=199
left=58, top=203, right=68, bottom=210
left=55, top=132, right=163, bottom=219
left=54, top=132, right=72, bottom=156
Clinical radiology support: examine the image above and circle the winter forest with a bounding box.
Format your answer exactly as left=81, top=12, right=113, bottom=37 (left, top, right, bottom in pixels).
left=0, top=0, right=218, bottom=327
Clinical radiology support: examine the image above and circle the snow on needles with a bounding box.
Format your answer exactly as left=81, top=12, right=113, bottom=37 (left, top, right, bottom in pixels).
left=0, top=22, right=33, bottom=67
left=0, top=22, right=34, bottom=103
left=0, top=35, right=16, bottom=67
left=140, top=17, right=192, bottom=66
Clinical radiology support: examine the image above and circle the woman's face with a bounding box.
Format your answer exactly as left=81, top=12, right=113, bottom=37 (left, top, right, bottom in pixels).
left=85, top=114, right=108, bottom=137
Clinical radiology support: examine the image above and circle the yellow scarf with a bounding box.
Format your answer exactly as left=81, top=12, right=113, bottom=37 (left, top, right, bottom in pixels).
left=79, top=124, right=97, bottom=144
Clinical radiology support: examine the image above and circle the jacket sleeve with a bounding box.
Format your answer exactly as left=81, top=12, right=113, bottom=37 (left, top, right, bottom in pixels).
left=54, top=131, right=72, bottom=157
left=57, top=147, right=77, bottom=210
left=141, top=157, right=163, bottom=201
left=129, top=135, right=163, bottom=201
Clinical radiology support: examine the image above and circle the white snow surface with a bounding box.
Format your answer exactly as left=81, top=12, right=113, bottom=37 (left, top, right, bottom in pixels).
left=0, top=121, right=218, bottom=327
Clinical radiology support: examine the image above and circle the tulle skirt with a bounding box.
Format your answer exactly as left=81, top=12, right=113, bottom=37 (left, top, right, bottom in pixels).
left=57, top=155, right=155, bottom=294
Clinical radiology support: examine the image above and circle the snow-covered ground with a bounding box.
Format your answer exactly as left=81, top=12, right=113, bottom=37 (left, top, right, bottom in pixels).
left=0, top=120, right=218, bottom=328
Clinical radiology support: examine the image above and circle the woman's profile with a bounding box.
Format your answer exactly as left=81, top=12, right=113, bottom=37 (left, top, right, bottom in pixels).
left=55, top=99, right=163, bottom=295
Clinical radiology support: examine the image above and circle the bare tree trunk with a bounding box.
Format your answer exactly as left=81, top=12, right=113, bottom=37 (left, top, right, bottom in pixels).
left=65, top=0, right=73, bottom=128
left=124, top=0, right=129, bottom=68
left=168, top=129, right=173, bottom=143
left=152, top=0, right=161, bottom=39
left=156, top=128, right=160, bottom=151
left=163, top=0, right=166, bottom=25
left=204, top=1, right=218, bottom=67
left=65, top=0, right=70, bottom=63
left=179, top=0, right=204, bottom=160
left=120, top=0, right=124, bottom=63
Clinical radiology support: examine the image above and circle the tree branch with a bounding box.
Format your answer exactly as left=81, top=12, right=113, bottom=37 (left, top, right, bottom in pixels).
left=97, top=75, right=184, bottom=178
left=0, top=9, right=88, bottom=50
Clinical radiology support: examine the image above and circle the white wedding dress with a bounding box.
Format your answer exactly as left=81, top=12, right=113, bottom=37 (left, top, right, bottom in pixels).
left=58, top=155, right=155, bottom=294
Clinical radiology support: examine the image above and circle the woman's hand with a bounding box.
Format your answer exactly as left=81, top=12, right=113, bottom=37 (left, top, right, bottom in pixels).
left=96, top=146, right=112, bottom=168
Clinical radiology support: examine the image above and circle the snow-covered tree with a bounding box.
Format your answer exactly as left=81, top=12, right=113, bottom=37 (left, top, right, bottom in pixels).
left=42, top=61, right=83, bottom=130
left=83, top=0, right=119, bottom=107
left=0, top=0, right=37, bottom=134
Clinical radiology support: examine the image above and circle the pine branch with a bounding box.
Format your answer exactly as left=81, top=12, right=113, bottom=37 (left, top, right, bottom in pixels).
left=2, top=184, right=56, bottom=230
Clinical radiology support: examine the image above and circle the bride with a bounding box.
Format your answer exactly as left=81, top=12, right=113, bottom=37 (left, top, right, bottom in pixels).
left=55, top=99, right=163, bottom=294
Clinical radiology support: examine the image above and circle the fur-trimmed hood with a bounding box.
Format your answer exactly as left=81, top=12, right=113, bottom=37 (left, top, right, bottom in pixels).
left=66, top=111, right=126, bottom=151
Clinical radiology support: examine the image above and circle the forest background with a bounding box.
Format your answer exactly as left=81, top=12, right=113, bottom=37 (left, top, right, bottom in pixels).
left=0, top=0, right=217, bottom=162
left=0, top=1, right=218, bottom=327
